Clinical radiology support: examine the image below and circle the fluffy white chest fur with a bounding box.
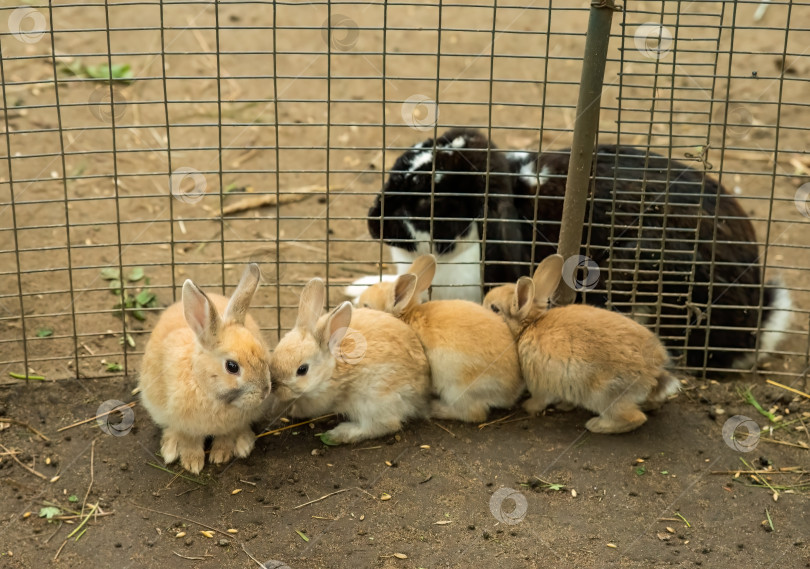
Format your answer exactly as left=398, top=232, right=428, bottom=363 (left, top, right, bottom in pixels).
left=346, top=223, right=483, bottom=303
left=388, top=221, right=482, bottom=302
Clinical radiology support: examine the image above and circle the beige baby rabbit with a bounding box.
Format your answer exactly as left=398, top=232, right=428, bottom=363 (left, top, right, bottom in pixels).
left=139, top=264, right=272, bottom=474
left=270, top=278, right=431, bottom=444
left=358, top=255, right=523, bottom=423
left=484, top=254, right=679, bottom=433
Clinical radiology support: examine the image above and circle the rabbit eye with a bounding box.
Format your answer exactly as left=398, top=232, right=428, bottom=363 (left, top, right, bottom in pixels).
left=296, top=364, right=309, bottom=376
left=490, top=305, right=500, bottom=314
left=225, top=359, right=240, bottom=374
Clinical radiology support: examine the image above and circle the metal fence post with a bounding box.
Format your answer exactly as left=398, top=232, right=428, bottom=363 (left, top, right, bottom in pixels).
left=555, top=0, right=619, bottom=305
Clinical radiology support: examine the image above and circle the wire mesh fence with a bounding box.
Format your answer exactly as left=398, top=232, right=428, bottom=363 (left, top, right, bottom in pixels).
left=0, top=0, right=808, bottom=383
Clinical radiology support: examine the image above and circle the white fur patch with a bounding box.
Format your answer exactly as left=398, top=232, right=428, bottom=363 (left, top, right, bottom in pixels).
left=519, top=162, right=550, bottom=189
left=408, top=151, right=434, bottom=172
left=345, top=274, right=399, bottom=303
left=730, top=284, right=793, bottom=369
left=506, top=151, right=530, bottom=164
left=449, top=136, right=466, bottom=148
left=389, top=224, right=482, bottom=302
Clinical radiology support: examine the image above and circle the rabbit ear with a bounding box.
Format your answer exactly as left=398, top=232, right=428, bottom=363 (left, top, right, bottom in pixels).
left=513, top=276, right=535, bottom=320
left=183, top=280, right=221, bottom=349
left=224, top=263, right=261, bottom=325
left=408, top=254, right=436, bottom=295
left=323, top=301, right=353, bottom=353
left=296, top=278, right=325, bottom=332
left=532, top=254, right=563, bottom=305
left=392, top=273, right=418, bottom=315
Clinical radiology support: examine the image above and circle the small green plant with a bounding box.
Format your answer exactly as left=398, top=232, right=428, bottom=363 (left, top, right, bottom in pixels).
left=100, top=267, right=159, bottom=322
left=60, top=61, right=133, bottom=83
left=105, top=362, right=123, bottom=373
left=36, top=328, right=53, bottom=338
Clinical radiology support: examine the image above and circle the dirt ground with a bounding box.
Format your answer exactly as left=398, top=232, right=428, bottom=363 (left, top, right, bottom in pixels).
left=1, top=0, right=810, bottom=567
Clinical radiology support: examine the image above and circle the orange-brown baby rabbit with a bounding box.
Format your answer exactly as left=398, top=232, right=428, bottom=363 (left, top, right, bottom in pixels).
left=270, top=278, right=431, bottom=444
left=358, top=255, right=523, bottom=423
left=139, top=264, right=272, bottom=474
left=484, top=255, right=679, bottom=433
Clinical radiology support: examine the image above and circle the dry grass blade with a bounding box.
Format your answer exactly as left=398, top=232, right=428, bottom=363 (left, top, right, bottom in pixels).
left=222, top=185, right=330, bottom=215
left=0, top=417, right=51, bottom=441
left=57, top=402, right=137, bottom=432
left=766, top=379, right=810, bottom=401
left=255, top=414, right=336, bottom=439
left=0, top=443, right=48, bottom=480
left=293, top=488, right=351, bottom=509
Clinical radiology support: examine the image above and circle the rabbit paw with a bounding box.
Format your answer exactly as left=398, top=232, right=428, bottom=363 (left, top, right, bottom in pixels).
left=209, top=429, right=255, bottom=464
left=162, top=430, right=205, bottom=474
left=554, top=401, right=576, bottom=412
left=522, top=396, right=550, bottom=415
left=180, top=449, right=206, bottom=475
left=585, top=409, right=647, bottom=434
left=325, top=420, right=399, bottom=444
left=430, top=400, right=488, bottom=423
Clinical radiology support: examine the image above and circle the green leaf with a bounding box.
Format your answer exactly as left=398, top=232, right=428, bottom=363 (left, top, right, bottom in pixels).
left=100, top=268, right=120, bottom=281
left=135, top=290, right=156, bottom=307
left=295, top=529, right=309, bottom=542
left=105, top=362, right=122, bottom=372
left=109, top=279, right=122, bottom=293
left=635, top=466, right=647, bottom=476
left=39, top=506, right=62, bottom=519
left=127, top=267, right=144, bottom=282
left=131, top=309, right=146, bottom=321
left=317, top=432, right=340, bottom=446
left=84, top=63, right=133, bottom=81
left=660, top=470, right=669, bottom=475
left=547, top=483, right=565, bottom=491
left=68, top=495, right=78, bottom=503
left=36, top=328, right=53, bottom=338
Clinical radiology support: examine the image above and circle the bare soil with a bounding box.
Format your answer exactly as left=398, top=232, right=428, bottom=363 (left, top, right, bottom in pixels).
left=1, top=1, right=809, bottom=567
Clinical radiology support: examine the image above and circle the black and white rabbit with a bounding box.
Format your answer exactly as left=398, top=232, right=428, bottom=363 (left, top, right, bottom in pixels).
left=364, top=128, right=792, bottom=371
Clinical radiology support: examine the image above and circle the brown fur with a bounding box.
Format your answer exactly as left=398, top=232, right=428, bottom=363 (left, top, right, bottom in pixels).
left=484, top=255, right=679, bottom=434
left=139, top=264, right=272, bottom=473
left=359, top=255, right=523, bottom=422
left=270, top=279, right=431, bottom=444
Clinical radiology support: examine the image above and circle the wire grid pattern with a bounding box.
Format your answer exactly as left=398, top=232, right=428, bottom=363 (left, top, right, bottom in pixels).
left=0, top=0, right=808, bottom=382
